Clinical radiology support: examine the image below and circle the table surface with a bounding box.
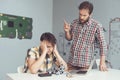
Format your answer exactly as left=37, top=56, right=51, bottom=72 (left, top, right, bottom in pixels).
left=6, top=69, right=120, bottom=80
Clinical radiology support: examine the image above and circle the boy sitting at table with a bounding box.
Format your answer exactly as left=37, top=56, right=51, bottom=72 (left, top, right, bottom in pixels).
left=23, top=32, right=68, bottom=74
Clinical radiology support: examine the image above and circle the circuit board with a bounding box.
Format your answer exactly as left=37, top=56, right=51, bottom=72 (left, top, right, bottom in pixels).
left=0, top=13, right=33, bottom=39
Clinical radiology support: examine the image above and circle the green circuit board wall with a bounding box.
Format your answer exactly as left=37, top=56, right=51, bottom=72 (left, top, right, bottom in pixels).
left=0, top=13, right=33, bottom=39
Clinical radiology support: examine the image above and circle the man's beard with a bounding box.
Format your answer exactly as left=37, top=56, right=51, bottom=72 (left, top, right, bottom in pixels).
left=79, top=17, right=89, bottom=24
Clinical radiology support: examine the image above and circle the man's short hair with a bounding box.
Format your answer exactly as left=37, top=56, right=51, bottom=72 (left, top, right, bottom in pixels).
left=78, top=1, right=93, bottom=14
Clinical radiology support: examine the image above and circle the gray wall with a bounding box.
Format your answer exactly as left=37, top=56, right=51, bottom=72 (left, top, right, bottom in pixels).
left=0, top=0, right=53, bottom=79
left=53, top=0, right=120, bottom=69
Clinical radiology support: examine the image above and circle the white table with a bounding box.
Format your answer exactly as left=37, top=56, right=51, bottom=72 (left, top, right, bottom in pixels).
left=6, top=69, right=120, bottom=80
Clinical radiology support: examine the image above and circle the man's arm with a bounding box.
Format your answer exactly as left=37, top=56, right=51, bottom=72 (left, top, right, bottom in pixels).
left=99, top=55, right=107, bottom=71
left=65, top=31, right=72, bottom=41
left=64, top=20, right=72, bottom=41
left=96, top=24, right=108, bottom=71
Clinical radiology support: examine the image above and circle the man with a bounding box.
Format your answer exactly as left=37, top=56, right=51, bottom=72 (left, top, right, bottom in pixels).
left=23, top=32, right=67, bottom=74
left=64, top=1, right=107, bottom=71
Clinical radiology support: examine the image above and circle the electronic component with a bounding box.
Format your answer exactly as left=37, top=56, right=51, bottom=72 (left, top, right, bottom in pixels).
left=0, top=13, right=33, bottom=39
left=38, top=72, right=52, bottom=77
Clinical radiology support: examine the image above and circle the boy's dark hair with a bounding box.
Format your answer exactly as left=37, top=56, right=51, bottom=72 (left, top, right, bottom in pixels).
left=78, top=1, right=93, bottom=14
left=40, top=32, right=56, bottom=47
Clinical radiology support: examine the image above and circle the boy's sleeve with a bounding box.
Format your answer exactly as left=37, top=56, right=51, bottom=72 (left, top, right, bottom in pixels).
left=27, top=49, right=36, bottom=59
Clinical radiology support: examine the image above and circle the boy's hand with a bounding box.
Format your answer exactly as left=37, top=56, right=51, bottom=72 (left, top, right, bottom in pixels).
left=40, top=41, right=48, bottom=54
left=53, top=44, right=58, bottom=53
